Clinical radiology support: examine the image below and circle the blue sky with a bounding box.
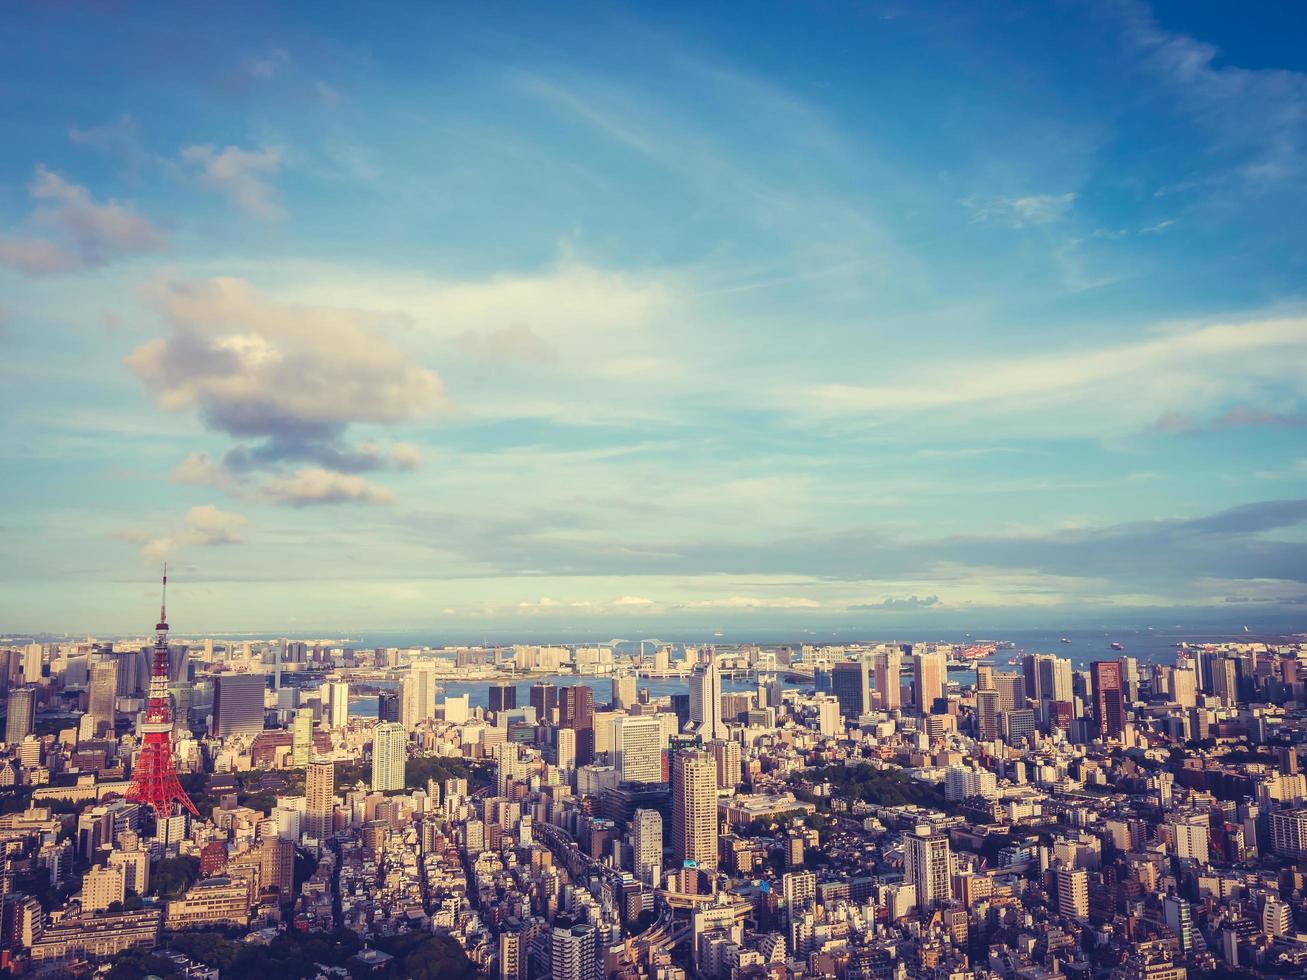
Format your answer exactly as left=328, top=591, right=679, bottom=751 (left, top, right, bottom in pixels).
left=2, top=1, right=1305, bottom=635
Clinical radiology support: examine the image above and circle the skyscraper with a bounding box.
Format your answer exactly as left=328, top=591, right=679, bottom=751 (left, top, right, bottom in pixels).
left=377, top=690, right=401, bottom=723
left=1091, top=660, right=1125, bottom=740
left=88, top=661, right=118, bottom=737
left=323, top=679, right=349, bottom=730
left=305, top=759, right=335, bottom=845
left=530, top=681, right=558, bottom=725
left=874, top=649, right=902, bottom=710
left=904, top=826, right=952, bottom=912
left=212, top=673, right=266, bottom=739
left=976, top=689, right=1001, bottom=741
left=291, top=707, right=313, bottom=766
left=672, top=749, right=718, bottom=870
left=631, top=807, right=662, bottom=884
left=612, top=714, right=665, bottom=784
left=402, top=660, right=439, bottom=727
left=830, top=660, right=870, bottom=719
left=489, top=681, right=517, bottom=715
left=371, top=721, right=407, bottom=792
left=558, top=686, right=595, bottom=766
left=689, top=657, right=727, bottom=741
left=611, top=674, right=637, bottom=710
left=912, top=652, right=946, bottom=714
left=5, top=688, right=34, bottom=745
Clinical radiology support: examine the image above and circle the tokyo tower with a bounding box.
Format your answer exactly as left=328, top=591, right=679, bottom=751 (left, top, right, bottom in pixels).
left=125, top=566, right=199, bottom=819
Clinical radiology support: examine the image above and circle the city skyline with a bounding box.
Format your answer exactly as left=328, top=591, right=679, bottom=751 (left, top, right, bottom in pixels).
left=3, top=1, right=1307, bottom=633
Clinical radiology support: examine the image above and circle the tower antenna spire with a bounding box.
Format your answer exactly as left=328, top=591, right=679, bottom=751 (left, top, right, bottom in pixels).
left=129, top=561, right=197, bottom=819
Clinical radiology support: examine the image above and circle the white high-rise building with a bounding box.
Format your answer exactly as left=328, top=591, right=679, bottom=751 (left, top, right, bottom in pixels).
left=689, top=656, right=727, bottom=741
left=1056, top=865, right=1088, bottom=919
left=903, top=826, right=952, bottom=912
left=550, top=922, right=599, bottom=980
left=371, top=721, right=407, bottom=792
left=323, top=680, right=349, bottom=730
left=612, top=715, right=665, bottom=784
left=632, top=808, right=662, bottom=884
left=402, top=661, right=439, bottom=727
left=611, top=674, right=637, bottom=710
left=814, top=695, right=841, bottom=737
left=292, top=707, right=313, bottom=766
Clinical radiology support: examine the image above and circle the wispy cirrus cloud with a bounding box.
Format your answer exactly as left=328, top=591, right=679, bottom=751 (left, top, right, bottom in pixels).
left=1116, top=0, right=1307, bottom=185
left=962, top=192, right=1077, bottom=227
left=797, top=315, right=1307, bottom=434
left=180, top=144, right=285, bottom=220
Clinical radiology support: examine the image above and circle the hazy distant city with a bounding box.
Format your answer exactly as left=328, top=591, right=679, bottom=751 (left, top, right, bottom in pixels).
left=4, top=1, right=1307, bottom=979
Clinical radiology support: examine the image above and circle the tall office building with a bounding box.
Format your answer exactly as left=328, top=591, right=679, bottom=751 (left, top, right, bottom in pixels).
left=874, top=649, right=902, bottom=710
left=489, top=681, right=517, bottom=715
left=611, top=674, right=637, bottom=710
left=912, top=652, right=946, bottom=714
left=976, top=689, right=1001, bottom=741
left=710, top=738, right=742, bottom=790
left=371, top=721, right=407, bottom=792
left=558, top=686, right=595, bottom=766
left=87, top=661, right=118, bottom=737
left=305, top=759, right=335, bottom=844
left=1170, top=667, right=1197, bottom=708
left=5, top=688, right=35, bottom=745
left=291, top=707, right=313, bottom=766
left=323, top=679, right=350, bottom=730
left=550, top=922, right=600, bottom=980
left=612, top=714, right=665, bottom=784
left=689, top=657, right=728, bottom=741
left=903, top=826, right=952, bottom=912
left=672, top=749, right=718, bottom=870
left=21, top=644, right=42, bottom=683
left=213, top=673, right=266, bottom=739
left=814, top=695, right=842, bottom=737
left=402, top=661, right=439, bottom=727
left=631, top=807, right=662, bottom=884
left=1056, top=865, right=1088, bottom=919
left=377, top=691, right=401, bottom=723
left=1091, top=661, right=1125, bottom=741
left=530, top=681, right=558, bottom=725
left=993, top=672, right=1025, bottom=712
left=830, top=661, right=870, bottom=720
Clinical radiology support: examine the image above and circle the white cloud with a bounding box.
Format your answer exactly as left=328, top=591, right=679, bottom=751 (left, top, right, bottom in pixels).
left=962, top=192, right=1077, bottom=227
left=259, top=467, right=396, bottom=507
left=683, top=596, right=821, bottom=609
left=170, top=452, right=233, bottom=489
left=122, top=504, right=248, bottom=560
left=611, top=595, right=656, bottom=607
left=390, top=442, right=422, bottom=470
left=0, top=166, right=165, bottom=275
left=801, top=315, right=1307, bottom=432
left=181, top=144, right=285, bottom=220
left=127, top=276, right=451, bottom=443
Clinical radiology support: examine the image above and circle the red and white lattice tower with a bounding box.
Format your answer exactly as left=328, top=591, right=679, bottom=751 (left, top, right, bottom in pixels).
left=125, top=566, right=198, bottom=819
